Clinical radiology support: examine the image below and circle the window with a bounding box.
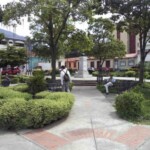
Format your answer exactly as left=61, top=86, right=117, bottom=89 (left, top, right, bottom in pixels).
left=58, top=61, right=61, bottom=68
left=128, top=60, right=135, bottom=66
left=120, top=61, right=126, bottom=66
left=90, top=61, right=94, bottom=68
left=14, top=41, right=25, bottom=47
left=0, top=39, right=7, bottom=45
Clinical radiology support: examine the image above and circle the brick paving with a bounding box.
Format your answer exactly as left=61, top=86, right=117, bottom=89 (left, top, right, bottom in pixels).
left=23, top=125, right=150, bottom=150
left=24, top=130, right=69, bottom=150
left=21, top=86, right=150, bottom=150
left=115, top=126, right=150, bottom=149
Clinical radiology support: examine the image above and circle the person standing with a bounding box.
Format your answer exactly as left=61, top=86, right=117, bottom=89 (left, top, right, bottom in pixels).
left=104, top=74, right=116, bottom=95
left=60, top=65, right=71, bottom=92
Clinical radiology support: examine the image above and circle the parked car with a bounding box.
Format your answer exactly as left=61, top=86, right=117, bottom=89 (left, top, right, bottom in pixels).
left=1, top=67, right=20, bottom=75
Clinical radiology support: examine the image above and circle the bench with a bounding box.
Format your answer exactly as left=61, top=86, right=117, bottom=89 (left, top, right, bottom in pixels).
left=47, top=81, right=62, bottom=92
left=117, top=80, right=139, bottom=94
left=97, top=78, right=139, bottom=94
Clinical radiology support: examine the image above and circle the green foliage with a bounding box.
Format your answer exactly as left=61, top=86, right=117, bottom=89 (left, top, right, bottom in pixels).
left=0, top=6, right=3, bottom=22
left=0, top=33, right=5, bottom=40
left=3, top=0, right=93, bottom=80
left=0, top=87, right=31, bottom=103
left=0, top=99, right=28, bottom=129
left=115, top=91, right=144, bottom=120
left=88, top=17, right=125, bottom=65
left=92, top=71, right=99, bottom=77
left=27, top=74, right=46, bottom=98
left=108, top=0, right=150, bottom=83
left=65, top=29, right=93, bottom=53
left=125, top=70, right=136, bottom=77
left=11, top=84, right=29, bottom=93
left=10, top=77, right=19, bottom=84
left=19, top=75, right=30, bottom=83
left=142, top=101, right=150, bottom=120
left=69, top=82, right=74, bottom=92
left=0, top=46, right=27, bottom=68
left=0, top=88, right=74, bottom=129
left=32, top=69, right=45, bottom=77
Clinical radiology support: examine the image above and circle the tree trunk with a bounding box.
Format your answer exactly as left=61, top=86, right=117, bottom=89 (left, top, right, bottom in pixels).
left=51, top=47, right=57, bottom=81
left=139, top=55, right=145, bottom=84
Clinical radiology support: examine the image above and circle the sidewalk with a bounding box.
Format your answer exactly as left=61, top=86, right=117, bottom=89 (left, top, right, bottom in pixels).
left=0, top=86, right=150, bottom=150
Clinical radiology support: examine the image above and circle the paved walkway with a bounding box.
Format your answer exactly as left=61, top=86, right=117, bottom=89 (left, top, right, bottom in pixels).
left=0, top=86, right=150, bottom=150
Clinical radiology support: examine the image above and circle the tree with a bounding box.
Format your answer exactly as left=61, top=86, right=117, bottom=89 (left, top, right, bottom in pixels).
left=3, top=0, right=94, bottom=80
left=0, top=5, right=3, bottom=22
left=0, top=46, right=27, bottom=68
left=97, top=0, right=150, bottom=84
left=0, top=33, right=5, bottom=42
left=88, top=17, right=125, bottom=66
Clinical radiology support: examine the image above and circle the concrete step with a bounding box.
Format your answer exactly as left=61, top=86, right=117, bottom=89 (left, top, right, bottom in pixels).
left=72, top=80, right=97, bottom=86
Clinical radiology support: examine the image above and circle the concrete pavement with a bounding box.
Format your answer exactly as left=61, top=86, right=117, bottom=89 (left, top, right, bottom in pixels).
left=0, top=86, right=150, bottom=150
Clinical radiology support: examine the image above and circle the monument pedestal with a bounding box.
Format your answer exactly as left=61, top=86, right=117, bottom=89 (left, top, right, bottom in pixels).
left=74, top=55, right=92, bottom=78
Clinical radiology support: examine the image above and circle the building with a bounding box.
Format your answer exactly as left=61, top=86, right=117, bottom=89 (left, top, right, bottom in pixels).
left=0, top=28, right=25, bottom=49
left=65, top=30, right=150, bottom=71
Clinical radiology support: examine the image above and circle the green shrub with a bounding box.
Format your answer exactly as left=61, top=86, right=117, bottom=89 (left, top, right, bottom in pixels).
left=69, top=82, right=74, bottom=91
left=0, top=87, right=31, bottom=103
left=11, top=84, right=29, bottom=92
left=32, top=69, right=45, bottom=77
left=92, top=71, right=99, bottom=77
left=0, top=99, right=28, bottom=129
left=10, top=77, right=19, bottom=84
left=35, top=91, right=74, bottom=104
left=19, top=76, right=30, bottom=83
left=26, top=98, right=74, bottom=128
left=27, top=75, right=46, bottom=98
left=146, top=75, right=150, bottom=79
left=142, top=101, right=150, bottom=120
left=0, top=90, right=74, bottom=129
left=115, top=91, right=144, bottom=120
left=125, top=70, right=136, bottom=77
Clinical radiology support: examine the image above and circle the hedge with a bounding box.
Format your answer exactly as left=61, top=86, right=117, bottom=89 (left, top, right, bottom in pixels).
left=115, top=91, right=144, bottom=120
left=0, top=86, right=74, bottom=129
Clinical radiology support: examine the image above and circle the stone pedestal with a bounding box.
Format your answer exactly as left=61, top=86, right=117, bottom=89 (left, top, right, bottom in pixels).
left=74, top=55, right=92, bottom=78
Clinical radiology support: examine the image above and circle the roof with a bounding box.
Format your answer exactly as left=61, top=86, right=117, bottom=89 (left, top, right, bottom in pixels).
left=0, top=28, right=25, bottom=41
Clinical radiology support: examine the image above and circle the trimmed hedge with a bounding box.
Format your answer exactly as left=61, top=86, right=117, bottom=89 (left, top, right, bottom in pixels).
left=10, top=84, right=29, bottom=92
left=115, top=91, right=144, bottom=120
left=0, top=86, right=74, bottom=129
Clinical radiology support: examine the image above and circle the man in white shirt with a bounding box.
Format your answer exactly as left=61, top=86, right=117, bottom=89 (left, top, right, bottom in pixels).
left=60, top=65, right=71, bottom=92
left=104, top=74, right=116, bottom=95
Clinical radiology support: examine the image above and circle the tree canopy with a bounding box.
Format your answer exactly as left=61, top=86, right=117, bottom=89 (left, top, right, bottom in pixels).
left=3, top=0, right=95, bottom=80
left=0, top=5, right=3, bottom=22
left=0, top=46, right=27, bottom=68
left=95, top=0, right=150, bottom=83
left=88, top=17, right=125, bottom=65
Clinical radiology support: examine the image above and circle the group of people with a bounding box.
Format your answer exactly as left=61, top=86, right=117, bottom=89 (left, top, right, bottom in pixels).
left=60, top=65, right=116, bottom=94
left=1, top=65, right=115, bottom=94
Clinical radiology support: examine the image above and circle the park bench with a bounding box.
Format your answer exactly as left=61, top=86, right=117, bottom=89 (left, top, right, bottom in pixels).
left=47, top=81, right=62, bottom=92
left=97, top=75, right=139, bottom=94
